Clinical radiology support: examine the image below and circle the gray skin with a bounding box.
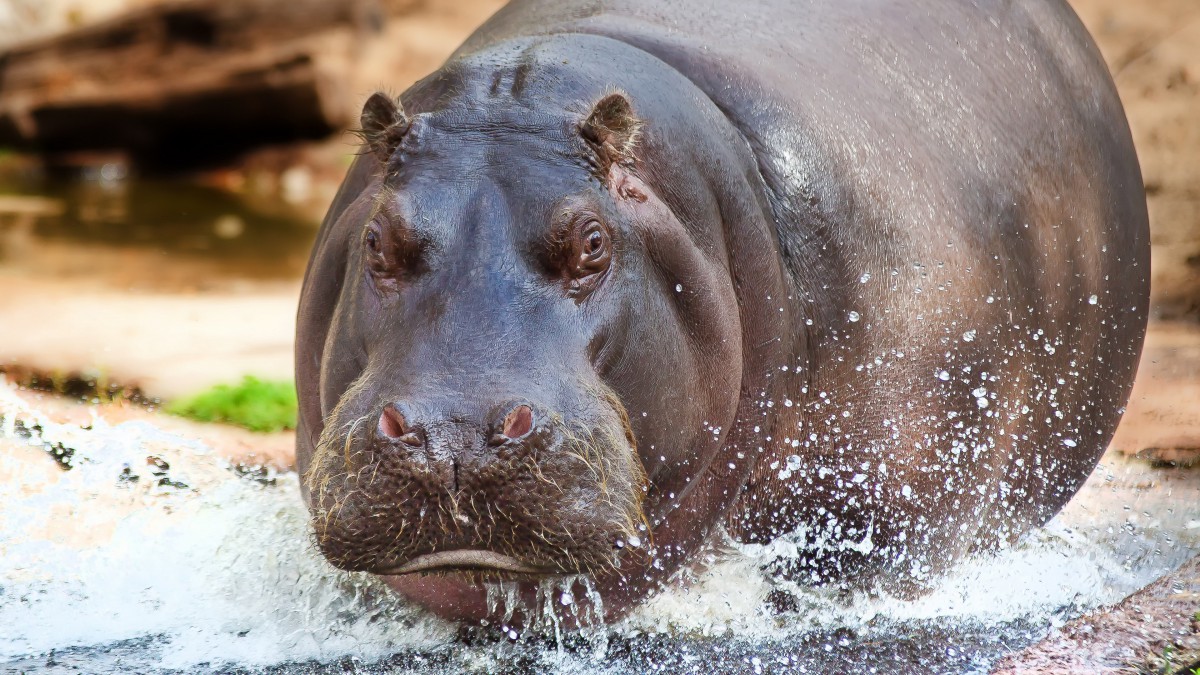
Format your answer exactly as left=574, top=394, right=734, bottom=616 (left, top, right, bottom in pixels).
left=295, top=0, right=1149, bottom=623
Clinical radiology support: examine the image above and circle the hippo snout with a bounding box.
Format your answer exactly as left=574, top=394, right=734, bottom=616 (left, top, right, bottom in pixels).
left=304, top=385, right=647, bottom=580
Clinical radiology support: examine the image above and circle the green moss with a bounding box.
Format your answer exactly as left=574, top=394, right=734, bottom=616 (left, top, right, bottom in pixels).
left=166, top=376, right=297, bottom=432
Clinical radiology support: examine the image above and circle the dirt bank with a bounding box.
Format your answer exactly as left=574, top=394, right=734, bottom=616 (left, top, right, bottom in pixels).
left=1072, top=0, right=1200, bottom=319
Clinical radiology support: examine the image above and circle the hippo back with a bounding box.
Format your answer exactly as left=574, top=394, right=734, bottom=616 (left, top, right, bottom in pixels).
left=457, top=0, right=1150, bottom=577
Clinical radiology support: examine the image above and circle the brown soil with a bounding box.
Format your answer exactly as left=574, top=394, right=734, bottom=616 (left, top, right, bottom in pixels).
left=1071, top=0, right=1200, bottom=319
left=1110, top=321, right=1200, bottom=466
left=991, top=554, right=1200, bottom=674
left=1, top=381, right=296, bottom=470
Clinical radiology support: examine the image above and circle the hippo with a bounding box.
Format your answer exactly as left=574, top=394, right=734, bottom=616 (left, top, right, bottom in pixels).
left=295, top=0, right=1149, bottom=623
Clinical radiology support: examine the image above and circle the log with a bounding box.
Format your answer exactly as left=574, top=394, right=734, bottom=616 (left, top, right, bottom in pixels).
left=0, top=0, right=399, bottom=166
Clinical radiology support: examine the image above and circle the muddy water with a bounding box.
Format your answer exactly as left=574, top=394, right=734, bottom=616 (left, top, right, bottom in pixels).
left=0, top=168, right=317, bottom=289
left=1, top=383, right=1198, bottom=674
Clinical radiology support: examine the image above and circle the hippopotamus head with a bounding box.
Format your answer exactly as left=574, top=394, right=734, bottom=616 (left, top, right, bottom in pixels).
left=295, top=36, right=792, bottom=620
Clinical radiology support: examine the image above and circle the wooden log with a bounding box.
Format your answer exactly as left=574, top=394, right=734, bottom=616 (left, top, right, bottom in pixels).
left=0, top=0, right=396, bottom=165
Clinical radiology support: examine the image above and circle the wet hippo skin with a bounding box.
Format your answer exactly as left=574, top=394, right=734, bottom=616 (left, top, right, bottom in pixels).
left=295, top=0, right=1149, bottom=622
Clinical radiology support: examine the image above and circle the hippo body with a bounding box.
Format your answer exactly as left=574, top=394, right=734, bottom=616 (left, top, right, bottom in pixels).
left=296, top=0, right=1149, bottom=621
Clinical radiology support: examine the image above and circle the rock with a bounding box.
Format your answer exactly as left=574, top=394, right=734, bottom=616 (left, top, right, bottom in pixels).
left=0, top=0, right=397, bottom=167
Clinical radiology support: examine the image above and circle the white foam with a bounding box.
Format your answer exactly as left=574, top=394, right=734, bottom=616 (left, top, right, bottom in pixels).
left=0, top=385, right=453, bottom=668
left=1, top=381, right=1196, bottom=670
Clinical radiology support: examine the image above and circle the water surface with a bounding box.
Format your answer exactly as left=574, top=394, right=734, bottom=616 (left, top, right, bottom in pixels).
left=0, top=168, right=317, bottom=290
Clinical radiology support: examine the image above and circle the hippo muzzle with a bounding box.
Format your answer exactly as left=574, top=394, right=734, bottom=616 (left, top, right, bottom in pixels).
left=304, top=372, right=646, bottom=580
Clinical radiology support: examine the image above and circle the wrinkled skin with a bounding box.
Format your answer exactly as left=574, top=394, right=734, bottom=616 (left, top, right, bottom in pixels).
left=296, top=0, right=1149, bottom=623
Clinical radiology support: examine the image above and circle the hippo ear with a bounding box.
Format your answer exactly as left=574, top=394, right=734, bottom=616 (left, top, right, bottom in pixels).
left=580, top=92, right=643, bottom=175
left=358, top=92, right=411, bottom=162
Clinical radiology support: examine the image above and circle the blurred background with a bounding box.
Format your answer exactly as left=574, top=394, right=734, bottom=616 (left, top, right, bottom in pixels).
left=0, top=0, right=1196, bottom=461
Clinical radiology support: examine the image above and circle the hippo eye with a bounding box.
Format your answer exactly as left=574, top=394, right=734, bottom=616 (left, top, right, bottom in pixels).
left=575, top=221, right=611, bottom=276
left=363, top=217, right=424, bottom=293
left=553, top=216, right=613, bottom=299
left=363, top=221, right=394, bottom=287
left=585, top=230, right=604, bottom=255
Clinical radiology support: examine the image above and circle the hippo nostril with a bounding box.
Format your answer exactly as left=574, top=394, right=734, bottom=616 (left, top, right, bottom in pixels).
left=378, top=405, right=407, bottom=441
left=501, top=404, right=533, bottom=440
left=378, top=405, right=424, bottom=447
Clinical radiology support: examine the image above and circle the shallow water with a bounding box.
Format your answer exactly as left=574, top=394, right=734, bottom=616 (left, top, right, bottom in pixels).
left=0, top=169, right=317, bottom=289
left=2, top=384, right=1197, bottom=674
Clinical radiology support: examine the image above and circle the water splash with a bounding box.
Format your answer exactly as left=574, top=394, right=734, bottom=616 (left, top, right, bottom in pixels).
left=1, top=381, right=1197, bottom=673
left=482, top=574, right=608, bottom=657
left=0, top=385, right=454, bottom=668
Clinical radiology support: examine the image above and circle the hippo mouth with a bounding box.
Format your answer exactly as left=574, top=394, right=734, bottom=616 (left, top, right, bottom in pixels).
left=376, top=550, right=555, bottom=576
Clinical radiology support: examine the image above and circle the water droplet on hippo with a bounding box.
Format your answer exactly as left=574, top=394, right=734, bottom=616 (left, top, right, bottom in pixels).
left=848, top=311, right=861, bottom=322
left=560, top=591, right=575, bottom=606
left=976, top=397, right=989, bottom=409
left=986, top=295, right=996, bottom=304
left=675, top=284, right=683, bottom=292
left=937, top=370, right=950, bottom=381
left=859, top=272, right=871, bottom=283
left=628, top=535, right=642, bottom=548
left=1088, top=294, right=1099, bottom=305
left=1063, top=438, right=1077, bottom=448
left=962, top=329, right=976, bottom=342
